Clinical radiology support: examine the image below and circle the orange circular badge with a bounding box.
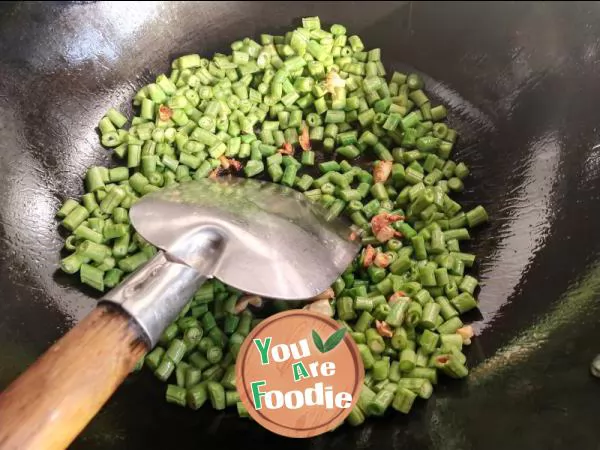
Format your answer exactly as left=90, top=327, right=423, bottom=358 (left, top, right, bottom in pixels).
left=236, top=310, right=364, bottom=438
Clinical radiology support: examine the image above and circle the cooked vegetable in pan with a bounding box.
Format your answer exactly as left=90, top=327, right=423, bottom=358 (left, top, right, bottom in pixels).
left=57, top=17, right=488, bottom=424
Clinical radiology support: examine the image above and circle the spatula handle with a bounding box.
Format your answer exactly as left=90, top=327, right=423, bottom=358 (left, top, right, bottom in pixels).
left=0, top=235, right=221, bottom=449
left=0, top=304, right=148, bottom=450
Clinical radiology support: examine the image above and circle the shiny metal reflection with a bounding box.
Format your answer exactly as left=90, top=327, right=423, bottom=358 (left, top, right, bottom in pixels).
left=129, top=177, right=360, bottom=300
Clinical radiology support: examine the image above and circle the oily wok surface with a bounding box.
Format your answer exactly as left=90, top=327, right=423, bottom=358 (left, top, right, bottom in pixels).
left=0, top=2, right=599, bottom=449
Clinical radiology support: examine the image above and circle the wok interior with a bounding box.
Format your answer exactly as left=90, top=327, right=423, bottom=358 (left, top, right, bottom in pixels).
left=0, top=2, right=599, bottom=449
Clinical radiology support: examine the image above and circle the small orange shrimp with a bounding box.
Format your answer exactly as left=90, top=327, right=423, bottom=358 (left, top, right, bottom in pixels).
left=375, top=320, right=393, bottom=338
left=457, top=325, right=475, bottom=345
left=278, top=142, right=294, bottom=155
left=303, top=299, right=334, bottom=317
left=158, top=105, right=172, bottom=121
left=373, top=160, right=393, bottom=183
left=234, top=295, right=262, bottom=313
left=374, top=252, right=390, bottom=268
left=370, top=212, right=404, bottom=242
left=299, top=125, right=311, bottom=151
left=362, top=244, right=376, bottom=267
left=219, top=155, right=230, bottom=169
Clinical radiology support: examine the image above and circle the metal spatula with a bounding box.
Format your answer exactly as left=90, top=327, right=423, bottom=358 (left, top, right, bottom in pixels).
left=105, top=176, right=360, bottom=345
left=0, top=177, right=360, bottom=450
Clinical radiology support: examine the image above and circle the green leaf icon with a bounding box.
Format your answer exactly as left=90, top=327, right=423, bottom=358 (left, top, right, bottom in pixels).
left=312, top=327, right=347, bottom=353
left=323, top=327, right=347, bottom=353
left=312, top=330, right=325, bottom=352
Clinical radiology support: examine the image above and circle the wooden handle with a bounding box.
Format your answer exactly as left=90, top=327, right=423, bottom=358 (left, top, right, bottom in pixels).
left=0, top=304, right=148, bottom=450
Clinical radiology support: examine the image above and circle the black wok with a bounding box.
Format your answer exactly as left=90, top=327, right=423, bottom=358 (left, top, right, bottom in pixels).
left=0, top=2, right=599, bottom=449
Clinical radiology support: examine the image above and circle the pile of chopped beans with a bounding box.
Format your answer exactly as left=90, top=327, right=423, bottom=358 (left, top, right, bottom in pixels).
left=56, top=17, right=488, bottom=423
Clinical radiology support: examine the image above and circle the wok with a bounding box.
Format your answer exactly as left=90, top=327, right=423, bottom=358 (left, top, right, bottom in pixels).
left=1, top=1, right=599, bottom=449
